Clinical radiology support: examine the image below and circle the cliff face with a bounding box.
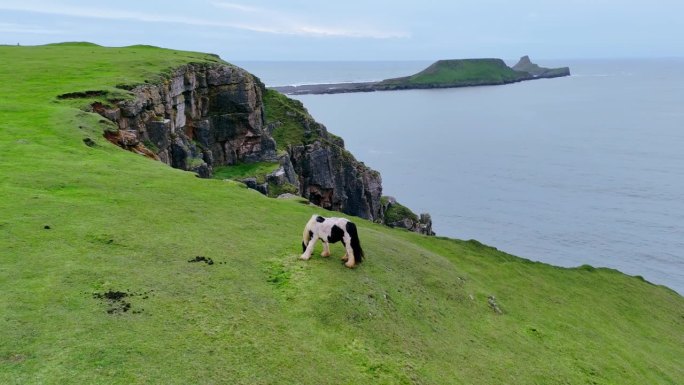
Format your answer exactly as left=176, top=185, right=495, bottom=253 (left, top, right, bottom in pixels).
left=97, top=62, right=384, bottom=222
left=288, top=139, right=383, bottom=221
left=98, top=63, right=277, bottom=177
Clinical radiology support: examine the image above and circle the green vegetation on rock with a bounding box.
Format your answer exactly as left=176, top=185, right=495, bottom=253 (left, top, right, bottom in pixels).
left=383, top=199, right=419, bottom=224
left=263, top=89, right=317, bottom=149
left=213, top=162, right=280, bottom=183
left=0, top=44, right=682, bottom=385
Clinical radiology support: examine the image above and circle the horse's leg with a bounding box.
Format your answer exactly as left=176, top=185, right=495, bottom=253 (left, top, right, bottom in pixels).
left=340, top=240, right=348, bottom=261
left=300, top=235, right=319, bottom=260
left=343, top=235, right=355, bottom=268
left=321, top=241, right=330, bottom=257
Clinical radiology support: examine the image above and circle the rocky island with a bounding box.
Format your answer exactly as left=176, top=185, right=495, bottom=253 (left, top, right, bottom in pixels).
left=272, top=56, right=570, bottom=95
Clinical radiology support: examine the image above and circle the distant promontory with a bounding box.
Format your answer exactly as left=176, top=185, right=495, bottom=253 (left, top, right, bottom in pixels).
left=272, top=56, right=570, bottom=95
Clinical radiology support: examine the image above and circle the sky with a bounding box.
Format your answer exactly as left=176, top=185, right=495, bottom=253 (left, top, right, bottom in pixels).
left=1, top=0, right=683, bottom=61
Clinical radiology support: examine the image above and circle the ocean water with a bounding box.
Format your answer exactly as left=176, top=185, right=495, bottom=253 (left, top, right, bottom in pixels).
left=235, top=60, right=432, bottom=86
left=238, top=59, right=684, bottom=294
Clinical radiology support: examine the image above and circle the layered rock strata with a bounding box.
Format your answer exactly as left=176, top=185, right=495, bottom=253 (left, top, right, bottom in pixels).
left=98, top=63, right=277, bottom=177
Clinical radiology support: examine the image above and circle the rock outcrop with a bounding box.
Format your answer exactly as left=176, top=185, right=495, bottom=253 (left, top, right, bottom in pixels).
left=382, top=196, right=434, bottom=235
left=262, top=89, right=384, bottom=221
left=289, top=141, right=383, bottom=221
left=97, top=62, right=277, bottom=176
left=512, top=55, right=570, bottom=78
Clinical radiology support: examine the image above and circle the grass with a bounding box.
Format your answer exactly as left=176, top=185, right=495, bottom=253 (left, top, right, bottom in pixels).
left=263, top=89, right=344, bottom=150
left=0, top=43, right=683, bottom=385
left=263, top=89, right=314, bottom=150
left=380, top=59, right=529, bottom=87
left=212, top=162, right=281, bottom=182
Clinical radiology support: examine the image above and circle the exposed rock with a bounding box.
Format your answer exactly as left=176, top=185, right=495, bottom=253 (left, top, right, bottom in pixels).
left=263, top=90, right=384, bottom=221
left=381, top=196, right=435, bottom=235
left=276, top=193, right=300, bottom=199
left=487, top=295, right=503, bottom=315
left=241, top=177, right=268, bottom=195
left=96, top=62, right=277, bottom=175
left=512, top=55, right=570, bottom=78
left=288, top=140, right=382, bottom=221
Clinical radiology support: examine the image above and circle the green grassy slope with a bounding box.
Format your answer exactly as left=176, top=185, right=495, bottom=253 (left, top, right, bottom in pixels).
left=379, top=59, right=529, bottom=88
left=1, top=44, right=682, bottom=385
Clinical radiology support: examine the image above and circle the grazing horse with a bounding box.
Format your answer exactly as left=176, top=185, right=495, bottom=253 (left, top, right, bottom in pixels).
left=301, top=214, right=364, bottom=268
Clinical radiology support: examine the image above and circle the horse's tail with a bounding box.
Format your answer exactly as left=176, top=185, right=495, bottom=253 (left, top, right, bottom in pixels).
left=345, top=221, right=364, bottom=264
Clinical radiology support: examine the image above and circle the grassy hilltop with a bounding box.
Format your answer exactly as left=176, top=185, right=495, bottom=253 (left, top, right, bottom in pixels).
left=0, top=43, right=682, bottom=385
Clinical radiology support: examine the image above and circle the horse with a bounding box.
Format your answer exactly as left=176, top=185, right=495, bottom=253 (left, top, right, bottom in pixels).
left=300, top=214, right=364, bottom=268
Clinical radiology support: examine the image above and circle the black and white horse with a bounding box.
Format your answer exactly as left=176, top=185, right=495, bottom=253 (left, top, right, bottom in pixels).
left=301, top=214, right=364, bottom=268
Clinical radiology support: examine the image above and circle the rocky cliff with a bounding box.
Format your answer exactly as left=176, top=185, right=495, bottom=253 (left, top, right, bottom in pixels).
left=263, top=90, right=383, bottom=220
left=95, top=62, right=390, bottom=223
left=97, top=62, right=277, bottom=178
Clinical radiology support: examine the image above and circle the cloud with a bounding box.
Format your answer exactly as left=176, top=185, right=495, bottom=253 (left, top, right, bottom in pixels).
left=209, top=1, right=409, bottom=39
left=0, top=1, right=409, bottom=39
left=210, top=1, right=262, bottom=13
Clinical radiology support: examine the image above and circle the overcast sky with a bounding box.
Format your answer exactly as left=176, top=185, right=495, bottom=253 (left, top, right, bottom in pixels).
left=1, top=0, right=682, bottom=60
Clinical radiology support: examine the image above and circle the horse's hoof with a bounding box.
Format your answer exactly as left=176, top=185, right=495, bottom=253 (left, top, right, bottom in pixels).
left=320, top=252, right=330, bottom=257
left=344, top=262, right=355, bottom=269
left=300, top=255, right=310, bottom=260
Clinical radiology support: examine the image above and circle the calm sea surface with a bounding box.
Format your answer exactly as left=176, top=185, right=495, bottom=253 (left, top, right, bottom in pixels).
left=237, top=59, right=684, bottom=294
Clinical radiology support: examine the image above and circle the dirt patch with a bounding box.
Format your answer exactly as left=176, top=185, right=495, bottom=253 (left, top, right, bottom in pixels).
left=487, top=295, right=503, bottom=315
left=115, top=83, right=136, bottom=90
left=57, top=90, right=106, bottom=99
left=91, top=289, right=153, bottom=315
left=1, top=353, right=27, bottom=363
left=188, top=256, right=214, bottom=265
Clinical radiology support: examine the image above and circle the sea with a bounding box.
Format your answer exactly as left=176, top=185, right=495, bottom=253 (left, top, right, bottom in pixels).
left=235, top=59, right=684, bottom=295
